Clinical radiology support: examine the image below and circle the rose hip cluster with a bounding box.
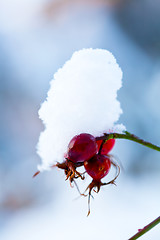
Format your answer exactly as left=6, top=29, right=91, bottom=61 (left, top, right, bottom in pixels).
left=34, top=133, right=120, bottom=215
left=56, top=133, right=120, bottom=215
left=64, top=133, right=115, bottom=181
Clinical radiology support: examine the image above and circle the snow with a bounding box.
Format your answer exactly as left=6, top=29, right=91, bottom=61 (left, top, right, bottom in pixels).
left=37, top=48, right=125, bottom=171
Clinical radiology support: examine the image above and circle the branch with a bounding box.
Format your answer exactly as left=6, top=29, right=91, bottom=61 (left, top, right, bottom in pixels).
left=96, top=131, right=160, bottom=152
left=128, top=216, right=160, bottom=240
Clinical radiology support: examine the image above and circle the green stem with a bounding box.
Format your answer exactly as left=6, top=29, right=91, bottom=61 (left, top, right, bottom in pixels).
left=96, top=131, right=160, bottom=152
left=128, top=216, right=160, bottom=240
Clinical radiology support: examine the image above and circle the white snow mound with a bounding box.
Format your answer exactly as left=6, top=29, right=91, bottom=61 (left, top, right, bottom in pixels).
left=37, top=48, right=125, bottom=171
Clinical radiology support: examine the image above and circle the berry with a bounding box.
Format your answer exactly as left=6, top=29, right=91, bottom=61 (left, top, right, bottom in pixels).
left=96, top=139, right=115, bottom=155
left=67, top=133, right=98, bottom=163
left=84, top=154, right=111, bottom=181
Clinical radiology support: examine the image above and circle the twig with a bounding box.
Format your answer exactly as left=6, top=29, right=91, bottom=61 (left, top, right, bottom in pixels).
left=96, top=131, right=160, bottom=152
left=128, top=216, right=160, bottom=240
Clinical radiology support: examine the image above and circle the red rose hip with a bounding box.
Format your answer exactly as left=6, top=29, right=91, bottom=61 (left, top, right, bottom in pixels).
left=96, top=139, right=115, bottom=155
left=67, top=133, right=98, bottom=163
left=84, top=154, right=111, bottom=181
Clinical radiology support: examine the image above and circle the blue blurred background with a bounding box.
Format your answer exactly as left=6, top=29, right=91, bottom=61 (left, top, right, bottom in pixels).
left=0, top=0, right=160, bottom=239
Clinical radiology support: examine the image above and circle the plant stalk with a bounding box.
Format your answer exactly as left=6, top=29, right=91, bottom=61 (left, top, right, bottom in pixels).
left=96, top=131, right=160, bottom=152
left=128, top=216, right=160, bottom=240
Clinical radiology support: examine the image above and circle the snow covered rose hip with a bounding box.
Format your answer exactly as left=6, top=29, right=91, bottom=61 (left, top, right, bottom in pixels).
left=37, top=49, right=125, bottom=173
left=35, top=48, right=125, bottom=216
left=67, top=133, right=98, bottom=163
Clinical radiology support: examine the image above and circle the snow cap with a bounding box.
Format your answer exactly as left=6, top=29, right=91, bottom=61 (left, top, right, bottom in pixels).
left=37, top=48, right=125, bottom=171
